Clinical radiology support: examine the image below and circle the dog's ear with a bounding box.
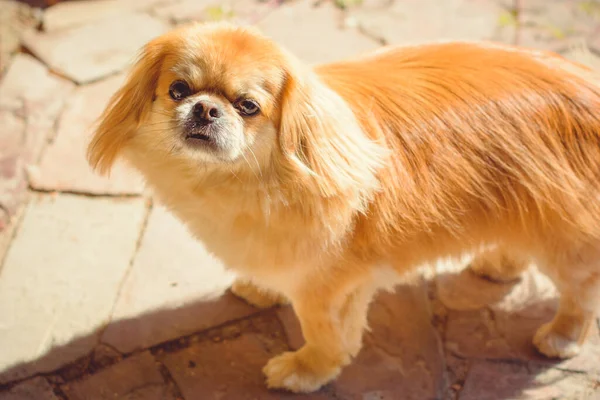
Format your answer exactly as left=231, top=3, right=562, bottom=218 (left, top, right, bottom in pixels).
left=87, top=40, right=164, bottom=175
left=277, top=70, right=387, bottom=198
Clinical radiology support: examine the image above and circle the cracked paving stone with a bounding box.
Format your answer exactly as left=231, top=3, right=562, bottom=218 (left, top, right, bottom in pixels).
left=91, top=344, right=123, bottom=370
left=159, top=316, right=324, bottom=399
left=277, top=279, right=446, bottom=399
left=517, top=0, right=599, bottom=53
left=151, top=0, right=277, bottom=26
left=27, top=74, right=144, bottom=195
left=334, top=282, right=446, bottom=399
left=438, top=265, right=600, bottom=375
left=0, top=54, right=74, bottom=227
left=0, top=205, right=23, bottom=270
left=347, top=0, right=514, bottom=46
left=0, top=194, right=147, bottom=384
left=257, top=0, right=380, bottom=64
left=0, top=0, right=41, bottom=74
left=0, top=54, right=74, bottom=126
left=101, top=205, right=258, bottom=353
left=0, top=111, right=28, bottom=224
left=43, top=0, right=170, bottom=32
left=0, top=53, right=74, bottom=165
left=23, top=13, right=169, bottom=84
left=61, top=352, right=177, bottom=400
left=460, top=359, right=600, bottom=400
left=151, top=0, right=230, bottom=24
left=0, top=377, right=59, bottom=400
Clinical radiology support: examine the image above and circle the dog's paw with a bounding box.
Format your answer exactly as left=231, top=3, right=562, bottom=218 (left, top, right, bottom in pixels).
left=263, top=350, right=340, bottom=393
left=533, top=322, right=581, bottom=359
left=468, top=258, right=521, bottom=284
left=230, top=280, right=288, bottom=309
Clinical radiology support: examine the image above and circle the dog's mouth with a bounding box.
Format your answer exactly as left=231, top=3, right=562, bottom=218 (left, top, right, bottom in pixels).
left=183, top=122, right=217, bottom=145
left=185, top=133, right=211, bottom=142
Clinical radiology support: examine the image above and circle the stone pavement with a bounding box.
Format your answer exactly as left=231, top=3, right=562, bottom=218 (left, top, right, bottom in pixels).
left=1, top=0, right=600, bottom=399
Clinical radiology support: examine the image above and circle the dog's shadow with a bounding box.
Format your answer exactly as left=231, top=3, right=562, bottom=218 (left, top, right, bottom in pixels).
left=1, top=267, right=598, bottom=399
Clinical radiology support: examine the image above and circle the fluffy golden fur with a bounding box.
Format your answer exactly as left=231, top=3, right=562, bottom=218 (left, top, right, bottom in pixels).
left=88, top=22, right=600, bottom=393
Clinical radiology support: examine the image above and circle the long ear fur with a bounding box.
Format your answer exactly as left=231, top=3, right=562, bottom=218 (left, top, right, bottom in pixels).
left=87, top=41, right=164, bottom=175
left=277, top=69, right=388, bottom=200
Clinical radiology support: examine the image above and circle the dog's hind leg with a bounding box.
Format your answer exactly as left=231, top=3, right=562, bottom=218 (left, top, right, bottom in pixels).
left=468, top=245, right=530, bottom=283
left=533, top=243, right=600, bottom=358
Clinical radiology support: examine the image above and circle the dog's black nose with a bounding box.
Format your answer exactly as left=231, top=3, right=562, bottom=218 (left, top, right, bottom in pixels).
left=192, top=100, right=222, bottom=123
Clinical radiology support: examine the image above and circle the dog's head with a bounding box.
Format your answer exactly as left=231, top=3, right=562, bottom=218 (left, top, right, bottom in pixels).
left=88, top=22, right=385, bottom=197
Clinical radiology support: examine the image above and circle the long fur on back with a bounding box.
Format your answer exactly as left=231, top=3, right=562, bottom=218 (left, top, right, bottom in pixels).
left=314, top=43, right=600, bottom=260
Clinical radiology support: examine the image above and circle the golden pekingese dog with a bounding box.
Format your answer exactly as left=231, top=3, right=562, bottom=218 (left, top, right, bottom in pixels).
left=88, top=22, right=600, bottom=393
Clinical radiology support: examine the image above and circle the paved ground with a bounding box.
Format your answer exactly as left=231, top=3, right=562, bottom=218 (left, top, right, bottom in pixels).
left=1, top=0, right=600, bottom=399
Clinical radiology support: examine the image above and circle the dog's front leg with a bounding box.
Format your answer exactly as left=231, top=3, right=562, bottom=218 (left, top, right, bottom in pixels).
left=263, top=275, right=373, bottom=393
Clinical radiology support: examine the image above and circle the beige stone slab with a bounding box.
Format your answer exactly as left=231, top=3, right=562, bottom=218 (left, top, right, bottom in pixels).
left=27, top=75, right=144, bottom=195
left=61, top=352, right=177, bottom=400
left=23, top=13, right=169, bottom=84
left=101, top=205, right=257, bottom=353
left=276, top=280, right=446, bottom=399
left=257, top=0, right=380, bottom=64
left=159, top=316, right=307, bottom=400
left=0, top=377, right=59, bottom=400
left=0, top=53, right=75, bottom=163
left=0, top=194, right=147, bottom=383
left=461, top=360, right=600, bottom=400
left=43, top=0, right=173, bottom=32
left=349, top=0, right=513, bottom=46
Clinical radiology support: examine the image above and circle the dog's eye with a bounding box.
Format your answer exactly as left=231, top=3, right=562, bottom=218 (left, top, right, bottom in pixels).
left=169, top=80, right=191, bottom=101
left=235, top=99, right=260, bottom=116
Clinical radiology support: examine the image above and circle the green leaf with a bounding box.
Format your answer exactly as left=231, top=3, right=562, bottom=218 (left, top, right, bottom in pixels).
left=205, top=5, right=235, bottom=21
left=497, top=9, right=518, bottom=27
left=334, top=0, right=363, bottom=9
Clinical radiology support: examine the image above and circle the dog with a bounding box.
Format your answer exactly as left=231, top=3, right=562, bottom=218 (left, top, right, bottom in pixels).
left=87, top=22, right=600, bottom=393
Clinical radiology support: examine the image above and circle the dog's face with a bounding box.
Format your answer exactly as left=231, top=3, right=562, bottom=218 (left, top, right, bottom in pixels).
left=148, top=26, right=289, bottom=166
left=88, top=22, right=385, bottom=197
left=88, top=23, right=290, bottom=175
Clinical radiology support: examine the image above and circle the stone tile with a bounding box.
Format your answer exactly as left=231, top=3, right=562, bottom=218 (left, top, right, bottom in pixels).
left=0, top=54, right=75, bottom=163
left=0, top=111, right=28, bottom=221
left=517, top=0, right=599, bottom=53
left=0, top=194, right=147, bottom=383
left=257, top=0, right=380, bottom=64
left=441, top=268, right=555, bottom=360
left=586, top=26, right=600, bottom=56
left=0, top=1, right=41, bottom=74
left=0, top=205, right=24, bottom=271
left=436, top=265, right=518, bottom=311
left=440, top=266, right=600, bottom=374
left=460, top=360, right=600, bottom=400
left=160, top=316, right=318, bottom=400
left=151, top=0, right=226, bottom=24
left=348, top=0, right=514, bottom=46
left=0, top=54, right=73, bottom=230
left=334, top=282, right=446, bottom=399
left=43, top=0, right=171, bottom=32
left=0, top=377, right=59, bottom=400
left=276, top=306, right=304, bottom=351
left=91, top=344, right=123, bottom=370
left=27, top=75, right=144, bottom=195
left=151, top=0, right=275, bottom=25
left=562, top=42, right=600, bottom=69
left=228, top=0, right=285, bottom=26
left=0, top=54, right=74, bottom=117
left=102, top=205, right=257, bottom=353
left=61, top=352, right=177, bottom=400
left=23, top=13, right=169, bottom=84
left=444, top=308, right=517, bottom=360
left=276, top=280, right=445, bottom=399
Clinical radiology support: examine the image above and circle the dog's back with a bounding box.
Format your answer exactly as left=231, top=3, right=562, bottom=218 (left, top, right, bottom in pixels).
left=316, top=42, right=600, bottom=249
